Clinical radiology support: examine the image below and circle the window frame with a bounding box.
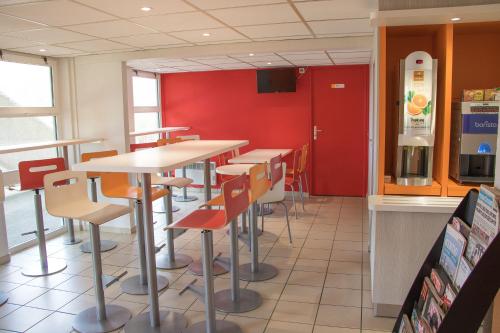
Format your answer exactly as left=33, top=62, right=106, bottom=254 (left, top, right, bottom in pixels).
left=0, top=51, right=59, bottom=117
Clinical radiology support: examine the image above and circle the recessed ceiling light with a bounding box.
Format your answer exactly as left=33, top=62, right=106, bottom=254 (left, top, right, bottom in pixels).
left=451, top=17, right=461, bottom=21
left=141, top=6, right=152, bottom=11
left=267, top=62, right=272, bottom=65
left=249, top=53, right=254, bottom=56
left=202, top=33, right=211, bottom=37
left=39, top=48, right=47, bottom=52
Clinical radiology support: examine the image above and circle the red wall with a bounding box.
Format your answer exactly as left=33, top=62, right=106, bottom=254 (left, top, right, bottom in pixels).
left=161, top=66, right=368, bottom=195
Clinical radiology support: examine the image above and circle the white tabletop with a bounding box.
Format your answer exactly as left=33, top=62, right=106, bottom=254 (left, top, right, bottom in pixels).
left=228, top=149, right=292, bottom=164
left=368, top=195, right=463, bottom=214
left=216, top=164, right=256, bottom=176
left=129, top=126, right=190, bottom=137
left=0, top=138, right=103, bottom=155
left=72, top=140, right=249, bottom=174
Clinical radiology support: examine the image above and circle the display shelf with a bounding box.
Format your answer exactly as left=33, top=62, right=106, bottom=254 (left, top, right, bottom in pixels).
left=384, top=180, right=441, bottom=196
left=446, top=178, right=482, bottom=197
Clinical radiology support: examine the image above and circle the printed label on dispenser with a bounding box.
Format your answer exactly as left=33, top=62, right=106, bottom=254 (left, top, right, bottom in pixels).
left=462, top=114, right=498, bottom=134
left=403, top=52, right=434, bottom=136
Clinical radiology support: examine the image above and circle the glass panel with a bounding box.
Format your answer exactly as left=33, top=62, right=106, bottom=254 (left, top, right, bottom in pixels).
left=0, top=61, right=54, bottom=107
left=132, top=76, right=158, bottom=107
left=134, top=112, right=160, bottom=144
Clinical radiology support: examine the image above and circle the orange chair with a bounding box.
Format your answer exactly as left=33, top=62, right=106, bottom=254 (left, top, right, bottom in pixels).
left=168, top=174, right=250, bottom=332
left=100, top=171, right=169, bottom=295
left=287, top=144, right=309, bottom=210
left=79, top=150, right=119, bottom=253
left=285, top=149, right=302, bottom=219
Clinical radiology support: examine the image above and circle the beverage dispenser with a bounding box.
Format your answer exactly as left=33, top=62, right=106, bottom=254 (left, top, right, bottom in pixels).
left=396, top=51, right=437, bottom=186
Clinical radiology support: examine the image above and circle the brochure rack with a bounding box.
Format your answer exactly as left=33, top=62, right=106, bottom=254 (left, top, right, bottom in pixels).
left=393, top=189, right=500, bottom=332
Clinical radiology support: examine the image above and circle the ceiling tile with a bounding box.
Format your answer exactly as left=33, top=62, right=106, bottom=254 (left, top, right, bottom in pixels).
left=188, top=56, right=241, bottom=65
left=169, top=28, right=247, bottom=43
left=73, top=0, right=194, bottom=18
left=290, top=59, right=332, bottom=66
left=153, top=59, right=202, bottom=67
left=329, top=51, right=371, bottom=59
left=0, top=0, right=115, bottom=26
left=236, top=22, right=311, bottom=39
left=173, top=65, right=217, bottom=71
left=0, top=34, right=41, bottom=48
left=279, top=51, right=329, bottom=60
left=65, top=20, right=155, bottom=38
left=308, top=18, right=373, bottom=36
left=131, top=12, right=223, bottom=32
left=215, top=63, right=255, bottom=69
left=187, top=0, right=285, bottom=10
left=0, top=13, right=46, bottom=33
left=111, top=33, right=187, bottom=48
left=232, top=53, right=283, bottom=62
left=57, top=39, right=132, bottom=52
left=156, top=67, right=183, bottom=73
left=251, top=60, right=292, bottom=67
left=12, top=45, right=82, bottom=56
left=4, top=28, right=94, bottom=44
left=209, top=4, right=299, bottom=26
left=295, top=0, right=376, bottom=20
left=0, top=0, right=47, bottom=5
left=334, top=57, right=370, bottom=64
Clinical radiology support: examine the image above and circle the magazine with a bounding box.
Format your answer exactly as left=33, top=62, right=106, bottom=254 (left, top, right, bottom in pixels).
left=442, top=283, right=457, bottom=311
left=439, top=224, right=467, bottom=280
left=465, top=232, right=487, bottom=266
left=399, top=314, right=415, bottom=333
left=454, top=256, right=473, bottom=289
left=470, top=185, right=500, bottom=246
left=424, top=295, right=444, bottom=332
left=451, top=217, right=471, bottom=238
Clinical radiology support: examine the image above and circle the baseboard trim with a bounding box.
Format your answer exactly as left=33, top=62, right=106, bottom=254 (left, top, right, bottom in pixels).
left=373, top=303, right=401, bottom=318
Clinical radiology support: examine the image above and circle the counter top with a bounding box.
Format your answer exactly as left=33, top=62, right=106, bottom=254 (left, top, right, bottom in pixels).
left=368, top=195, right=463, bottom=214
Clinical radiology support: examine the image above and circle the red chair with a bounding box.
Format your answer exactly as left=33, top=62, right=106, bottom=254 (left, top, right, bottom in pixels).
left=168, top=174, right=250, bottom=332
left=285, top=149, right=302, bottom=219
left=18, top=157, right=68, bottom=277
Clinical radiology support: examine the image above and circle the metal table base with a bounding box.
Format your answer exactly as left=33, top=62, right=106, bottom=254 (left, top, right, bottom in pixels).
left=22, top=259, right=67, bottom=277
left=0, top=292, right=8, bottom=306
left=183, top=320, right=242, bottom=333
left=120, top=275, right=168, bottom=295
left=188, top=261, right=228, bottom=276
left=156, top=253, right=192, bottom=270
left=124, top=310, right=187, bottom=333
left=80, top=240, right=117, bottom=253
left=73, top=304, right=131, bottom=333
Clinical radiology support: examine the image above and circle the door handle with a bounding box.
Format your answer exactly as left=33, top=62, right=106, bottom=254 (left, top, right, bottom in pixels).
left=313, top=125, right=323, bottom=140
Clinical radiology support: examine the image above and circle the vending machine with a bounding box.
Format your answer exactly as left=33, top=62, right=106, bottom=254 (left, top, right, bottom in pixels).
left=395, top=51, right=438, bottom=186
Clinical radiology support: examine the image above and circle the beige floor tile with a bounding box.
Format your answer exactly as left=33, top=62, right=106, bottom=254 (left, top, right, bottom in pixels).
left=59, top=293, right=112, bottom=314
left=294, top=258, right=329, bottom=273
left=225, top=315, right=268, bottom=333
left=313, top=326, right=359, bottom=333
left=303, top=239, right=333, bottom=250
left=321, top=287, right=362, bottom=307
left=25, top=311, right=75, bottom=333
left=110, top=298, right=148, bottom=316
left=265, top=320, right=313, bottom=333
left=361, top=308, right=395, bottom=331
left=157, top=288, right=197, bottom=310
left=324, top=273, right=361, bottom=290
left=53, top=275, right=93, bottom=293
left=287, top=270, right=325, bottom=287
left=299, top=248, right=331, bottom=261
left=25, top=273, right=73, bottom=289
left=0, top=306, right=52, bottom=332
left=316, top=305, right=360, bottom=328
left=280, top=285, right=322, bottom=304
left=331, top=250, right=362, bottom=263
left=245, top=282, right=285, bottom=300
left=226, top=298, right=277, bottom=320
left=271, top=300, right=318, bottom=324
left=362, top=290, right=373, bottom=308
left=335, top=232, right=363, bottom=241
left=333, top=241, right=363, bottom=251
left=0, top=303, right=20, bottom=319
left=6, top=285, right=48, bottom=305
left=328, top=261, right=362, bottom=275
left=27, top=289, right=79, bottom=311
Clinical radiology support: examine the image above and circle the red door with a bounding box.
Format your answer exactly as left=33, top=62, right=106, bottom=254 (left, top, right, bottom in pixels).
left=311, top=65, right=369, bottom=196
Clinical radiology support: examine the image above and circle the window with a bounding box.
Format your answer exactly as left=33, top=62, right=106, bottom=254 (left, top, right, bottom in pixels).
left=0, top=60, right=54, bottom=108
left=131, top=72, right=161, bottom=144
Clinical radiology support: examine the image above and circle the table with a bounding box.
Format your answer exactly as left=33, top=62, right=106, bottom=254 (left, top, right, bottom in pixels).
left=72, top=140, right=249, bottom=332
left=0, top=138, right=103, bottom=246
left=129, top=126, right=189, bottom=138
left=228, top=148, right=292, bottom=164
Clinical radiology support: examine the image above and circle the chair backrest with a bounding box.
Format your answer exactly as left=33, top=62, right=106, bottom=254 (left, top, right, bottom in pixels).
left=100, top=172, right=131, bottom=197
left=44, top=170, right=89, bottom=216
left=130, top=142, right=157, bottom=152
left=222, top=173, right=250, bottom=224
left=289, top=149, right=302, bottom=182
left=218, top=149, right=240, bottom=166
left=157, top=137, right=184, bottom=146
left=249, top=162, right=270, bottom=203
left=269, top=155, right=283, bottom=188
left=299, top=144, right=309, bottom=173
left=81, top=150, right=118, bottom=179
left=18, top=157, right=66, bottom=191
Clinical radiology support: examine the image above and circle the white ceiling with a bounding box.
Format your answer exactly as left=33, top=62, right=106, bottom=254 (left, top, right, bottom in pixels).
left=0, top=0, right=376, bottom=57
left=127, top=49, right=372, bottom=73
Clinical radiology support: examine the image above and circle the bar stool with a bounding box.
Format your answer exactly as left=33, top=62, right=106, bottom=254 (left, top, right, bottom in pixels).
left=174, top=135, right=200, bottom=203
left=169, top=174, right=250, bottom=333
left=285, top=149, right=302, bottom=219
left=287, top=144, right=309, bottom=210
left=44, top=170, right=132, bottom=333
left=79, top=150, right=119, bottom=253
left=18, top=158, right=67, bottom=277
left=130, top=141, right=194, bottom=270
left=100, top=171, right=169, bottom=295
left=0, top=292, right=7, bottom=306
left=258, top=155, right=292, bottom=243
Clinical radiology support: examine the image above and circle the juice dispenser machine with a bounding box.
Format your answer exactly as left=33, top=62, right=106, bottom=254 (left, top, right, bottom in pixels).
left=396, top=51, right=437, bottom=186
left=449, top=101, right=499, bottom=183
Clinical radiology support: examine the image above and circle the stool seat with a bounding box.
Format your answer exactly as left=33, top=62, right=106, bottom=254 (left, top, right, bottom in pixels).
left=151, top=174, right=193, bottom=188
left=167, top=210, right=226, bottom=231
left=104, top=184, right=167, bottom=201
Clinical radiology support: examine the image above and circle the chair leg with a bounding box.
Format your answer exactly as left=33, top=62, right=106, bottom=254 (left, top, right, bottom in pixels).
left=298, top=176, right=305, bottom=211
left=278, top=201, right=292, bottom=244
left=288, top=186, right=298, bottom=219
left=304, top=173, right=310, bottom=196
left=260, top=203, right=265, bottom=233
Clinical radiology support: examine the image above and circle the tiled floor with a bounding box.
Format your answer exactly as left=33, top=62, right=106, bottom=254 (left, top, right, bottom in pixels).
left=0, top=192, right=396, bottom=333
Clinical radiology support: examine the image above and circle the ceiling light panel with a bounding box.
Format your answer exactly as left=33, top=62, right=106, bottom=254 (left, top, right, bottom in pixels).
left=0, top=0, right=115, bottom=26
left=73, top=0, right=194, bottom=18
left=131, top=12, right=223, bottom=32
left=209, top=4, right=300, bottom=26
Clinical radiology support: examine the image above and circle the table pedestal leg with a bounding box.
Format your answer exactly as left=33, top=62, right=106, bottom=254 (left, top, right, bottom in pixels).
left=62, top=146, right=82, bottom=245
left=124, top=174, right=187, bottom=333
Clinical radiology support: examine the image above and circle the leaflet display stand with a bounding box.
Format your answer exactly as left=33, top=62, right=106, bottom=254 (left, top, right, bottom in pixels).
left=393, top=189, right=500, bottom=333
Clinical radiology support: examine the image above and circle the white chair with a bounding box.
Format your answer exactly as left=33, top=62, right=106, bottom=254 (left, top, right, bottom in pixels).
left=257, top=156, right=292, bottom=243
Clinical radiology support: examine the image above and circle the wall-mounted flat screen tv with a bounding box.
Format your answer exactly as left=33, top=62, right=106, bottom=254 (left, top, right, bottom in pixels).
left=257, top=68, right=296, bottom=93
